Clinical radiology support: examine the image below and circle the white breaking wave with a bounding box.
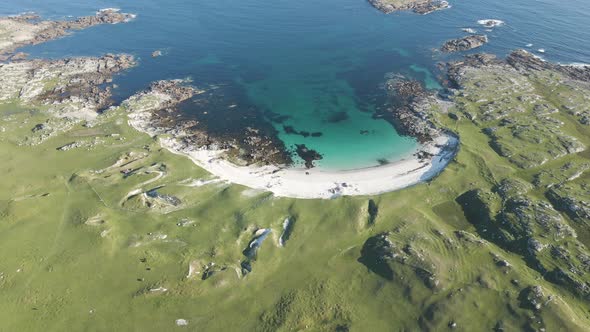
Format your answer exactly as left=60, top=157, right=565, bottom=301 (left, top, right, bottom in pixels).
left=477, top=19, right=505, bottom=28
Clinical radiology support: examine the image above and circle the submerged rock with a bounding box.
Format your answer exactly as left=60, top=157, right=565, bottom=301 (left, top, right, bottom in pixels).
left=295, top=144, right=323, bottom=169
left=125, top=80, right=293, bottom=166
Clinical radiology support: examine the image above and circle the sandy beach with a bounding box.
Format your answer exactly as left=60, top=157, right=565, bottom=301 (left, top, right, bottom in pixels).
left=154, top=133, right=458, bottom=199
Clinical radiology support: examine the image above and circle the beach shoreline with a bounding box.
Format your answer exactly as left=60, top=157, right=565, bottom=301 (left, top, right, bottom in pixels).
left=132, top=116, right=458, bottom=199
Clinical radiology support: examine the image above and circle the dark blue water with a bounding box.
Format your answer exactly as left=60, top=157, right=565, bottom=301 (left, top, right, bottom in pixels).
left=2, top=0, right=589, bottom=169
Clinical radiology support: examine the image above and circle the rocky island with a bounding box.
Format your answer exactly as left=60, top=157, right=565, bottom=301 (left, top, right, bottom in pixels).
left=441, top=34, right=489, bottom=53
left=368, top=0, right=450, bottom=14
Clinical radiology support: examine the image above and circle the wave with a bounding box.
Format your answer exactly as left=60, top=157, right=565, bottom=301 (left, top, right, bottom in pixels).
left=477, top=19, right=505, bottom=28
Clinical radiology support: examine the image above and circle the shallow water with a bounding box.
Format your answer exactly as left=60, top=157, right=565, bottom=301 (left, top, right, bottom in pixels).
left=2, top=0, right=589, bottom=169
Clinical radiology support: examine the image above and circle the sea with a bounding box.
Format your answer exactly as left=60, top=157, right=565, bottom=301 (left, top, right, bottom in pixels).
left=1, top=0, right=589, bottom=170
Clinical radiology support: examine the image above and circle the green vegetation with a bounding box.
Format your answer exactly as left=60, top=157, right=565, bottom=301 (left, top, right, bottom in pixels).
left=1, top=56, right=590, bottom=331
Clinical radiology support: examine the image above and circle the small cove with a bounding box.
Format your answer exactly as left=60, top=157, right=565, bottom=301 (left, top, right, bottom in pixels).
left=2, top=0, right=590, bottom=169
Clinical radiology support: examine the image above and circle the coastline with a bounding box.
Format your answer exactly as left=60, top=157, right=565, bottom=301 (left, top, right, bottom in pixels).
left=130, top=112, right=458, bottom=199
left=1, top=9, right=462, bottom=199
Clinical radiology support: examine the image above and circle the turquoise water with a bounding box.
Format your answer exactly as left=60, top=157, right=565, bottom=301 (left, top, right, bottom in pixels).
left=2, top=0, right=590, bottom=169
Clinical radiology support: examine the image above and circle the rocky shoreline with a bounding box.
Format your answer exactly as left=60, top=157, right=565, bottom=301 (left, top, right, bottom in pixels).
left=0, top=9, right=135, bottom=61
left=124, top=80, right=292, bottom=167
left=377, top=74, right=444, bottom=143
left=0, top=10, right=137, bottom=146
left=444, top=49, right=589, bottom=168
left=0, top=54, right=136, bottom=119
left=368, top=0, right=450, bottom=15
left=6, top=9, right=588, bottom=199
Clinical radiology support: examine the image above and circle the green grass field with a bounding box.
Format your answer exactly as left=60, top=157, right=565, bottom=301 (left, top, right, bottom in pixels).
left=1, top=61, right=590, bottom=331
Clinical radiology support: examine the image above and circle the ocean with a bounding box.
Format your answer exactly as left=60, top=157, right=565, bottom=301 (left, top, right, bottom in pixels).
left=2, top=0, right=589, bottom=169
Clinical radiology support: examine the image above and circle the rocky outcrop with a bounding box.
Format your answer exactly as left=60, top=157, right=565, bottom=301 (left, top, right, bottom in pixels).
left=458, top=181, right=590, bottom=299
left=445, top=51, right=587, bottom=169
left=125, top=81, right=292, bottom=166
left=441, top=35, right=488, bottom=53
left=241, top=229, right=271, bottom=275
left=358, top=232, right=440, bottom=289
left=546, top=183, right=590, bottom=224
left=0, top=9, right=135, bottom=59
left=378, top=74, right=442, bottom=142
left=507, top=49, right=590, bottom=82
left=0, top=54, right=135, bottom=119
left=368, top=0, right=449, bottom=15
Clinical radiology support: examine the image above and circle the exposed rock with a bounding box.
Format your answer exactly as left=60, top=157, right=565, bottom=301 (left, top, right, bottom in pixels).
left=0, top=54, right=135, bottom=120
left=477, top=19, right=505, bottom=28
left=0, top=9, right=136, bottom=58
left=445, top=51, right=587, bottom=169
left=519, top=286, right=549, bottom=311
left=441, top=35, right=488, bottom=53
left=546, top=183, right=590, bottom=224
left=507, top=49, right=590, bottom=82
left=458, top=181, right=590, bottom=299
left=367, top=199, right=379, bottom=225
left=278, top=217, right=295, bottom=247
left=146, top=189, right=181, bottom=206
left=379, top=75, right=441, bottom=142
left=368, top=0, right=450, bottom=15
left=241, top=229, right=271, bottom=275
left=57, top=142, right=83, bottom=151
left=125, top=80, right=292, bottom=166
left=358, top=232, right=396, bottom=280
left=359, top=232, right=440, bottom=289
left=493, top=178, right=532, bottom=199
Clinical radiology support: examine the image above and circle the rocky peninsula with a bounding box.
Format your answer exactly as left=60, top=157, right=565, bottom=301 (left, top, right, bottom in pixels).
left=368, top=0, right=450, bottom=14
left=0, top=11, right=136, bottom=146
left=0, top=9, right=135, bottom=61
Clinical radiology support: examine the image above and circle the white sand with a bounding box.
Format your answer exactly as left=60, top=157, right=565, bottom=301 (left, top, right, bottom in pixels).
left=127, top=100, right=458, bottom=199
left=152, top=134, right=458, bottom=199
